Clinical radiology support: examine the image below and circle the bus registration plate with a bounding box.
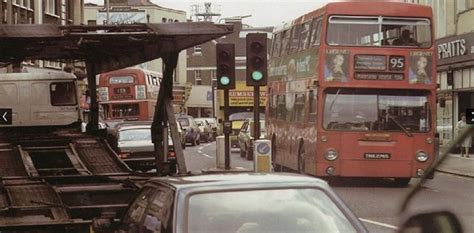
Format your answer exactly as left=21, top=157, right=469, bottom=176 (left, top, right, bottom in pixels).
left=364, top=153, right=391, bottom=159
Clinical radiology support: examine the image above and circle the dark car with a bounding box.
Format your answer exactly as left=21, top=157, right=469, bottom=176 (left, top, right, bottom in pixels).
left=93, top=173, right=368, bottom=233
left=177, top=115, right=201, bottom=146
left=107, top=123, right=183, bottom=172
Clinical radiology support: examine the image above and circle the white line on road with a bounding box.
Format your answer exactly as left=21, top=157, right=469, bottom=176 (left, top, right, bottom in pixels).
left=199, top=147, right=204, bottom=150
left=359, top=218, right=398, bottom=230
left=201, top=153, right=213, bottom=159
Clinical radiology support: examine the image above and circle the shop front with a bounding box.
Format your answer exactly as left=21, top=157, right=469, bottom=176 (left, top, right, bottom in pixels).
left=436, top=31, right=474, bottom=150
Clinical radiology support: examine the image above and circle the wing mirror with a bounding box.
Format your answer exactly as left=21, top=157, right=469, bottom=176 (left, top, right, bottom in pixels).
left=398, top=211, right=463, bottom=233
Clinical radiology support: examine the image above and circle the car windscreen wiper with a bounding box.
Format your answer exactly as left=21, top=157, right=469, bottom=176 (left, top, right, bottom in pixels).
left=388, top=116, right=413, bottom=137
left=400, top=124, right=474, bottom=214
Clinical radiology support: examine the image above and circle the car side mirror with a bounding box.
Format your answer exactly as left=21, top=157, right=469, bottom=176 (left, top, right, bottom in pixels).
left=398, top=211, right=463, bottom=233
left=92, top=217, right=114, bottom=232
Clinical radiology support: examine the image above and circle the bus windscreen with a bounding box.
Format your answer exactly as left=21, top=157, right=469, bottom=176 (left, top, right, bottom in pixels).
left=323, top=88, right=430, bottom=132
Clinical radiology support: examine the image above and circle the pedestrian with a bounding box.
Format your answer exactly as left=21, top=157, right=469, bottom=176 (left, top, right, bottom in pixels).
left=456, top=112, right=471, bottom=158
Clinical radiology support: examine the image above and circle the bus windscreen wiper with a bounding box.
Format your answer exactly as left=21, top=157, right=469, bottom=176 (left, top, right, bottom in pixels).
left=388, top=116, right=413, bottom=137
left=329, top=88, right=341, bottom=111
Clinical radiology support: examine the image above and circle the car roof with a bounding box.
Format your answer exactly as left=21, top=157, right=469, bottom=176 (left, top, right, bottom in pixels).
left=117, top=124, right=151, bottom=131
left=148, top=173, right=329, bottom=190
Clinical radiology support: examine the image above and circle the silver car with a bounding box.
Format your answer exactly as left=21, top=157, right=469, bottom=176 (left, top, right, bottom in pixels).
left=108, top=124, right=178, bottom=172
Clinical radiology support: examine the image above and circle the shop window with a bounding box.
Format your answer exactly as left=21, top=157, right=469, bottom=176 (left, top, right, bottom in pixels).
left=454, top=70, right=462, bottom=89
left=470, top=68, right=474, bottom=88
left=462, top=68, right=470, bottom=88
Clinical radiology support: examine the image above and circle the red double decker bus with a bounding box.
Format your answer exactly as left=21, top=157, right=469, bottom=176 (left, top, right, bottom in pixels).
left=267, top=2, right=436, bottom=186
left=98, top=68, right=163, bottom=121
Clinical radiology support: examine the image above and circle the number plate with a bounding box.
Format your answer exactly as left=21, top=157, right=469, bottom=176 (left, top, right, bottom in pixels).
left=364, top=153, right=391, bottom=159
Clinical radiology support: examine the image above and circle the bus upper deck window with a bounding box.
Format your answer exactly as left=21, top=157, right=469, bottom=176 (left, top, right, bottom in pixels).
left=50, top=82, right=77, bottom=106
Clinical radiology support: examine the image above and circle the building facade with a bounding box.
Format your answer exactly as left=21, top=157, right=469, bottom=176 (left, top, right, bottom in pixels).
left=406, top=0, right=474, bottom=149
left=0, top=0, right=84, bottom=73
left=83, top=0, right=187, bottom=85
left=186, top=18, right=273, bottom=118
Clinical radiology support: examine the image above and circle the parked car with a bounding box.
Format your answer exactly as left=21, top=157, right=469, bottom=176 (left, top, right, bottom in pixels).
left=177, top=115, right=201, bottom=146
left=92, top=173, right=368, bottom=233
left=195, top=118, right=214, bottom=142
left=107, top=122, right=183, bottom=172
left=238, top=118, right=266, bottom=160
left=203, top=117, right=219, bottom=138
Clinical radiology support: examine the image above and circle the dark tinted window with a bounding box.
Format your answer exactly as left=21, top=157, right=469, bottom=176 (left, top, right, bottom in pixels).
left=50, top=82, right=77, bottom=106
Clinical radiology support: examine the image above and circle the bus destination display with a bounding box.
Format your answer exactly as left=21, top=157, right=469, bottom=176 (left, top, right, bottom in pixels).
left=354, top=55, right=386, bottom=71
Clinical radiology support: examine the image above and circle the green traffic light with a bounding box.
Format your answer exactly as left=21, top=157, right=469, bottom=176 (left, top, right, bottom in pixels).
left=220, top=76, right=230, bottom=85
left=252, top=71, right=263, bottom=81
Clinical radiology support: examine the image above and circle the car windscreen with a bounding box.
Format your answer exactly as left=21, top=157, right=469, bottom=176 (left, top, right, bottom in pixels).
left=187, top=188, right=357, bottom=233
left=119, top=129, right=151, bottom=141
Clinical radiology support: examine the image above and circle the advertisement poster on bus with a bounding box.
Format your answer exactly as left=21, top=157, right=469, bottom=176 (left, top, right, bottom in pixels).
left=268, top=47, right=319, bottom=81
left=324, top=49, right=349, bottom=82
left=409, top=51, right=433, bottom=84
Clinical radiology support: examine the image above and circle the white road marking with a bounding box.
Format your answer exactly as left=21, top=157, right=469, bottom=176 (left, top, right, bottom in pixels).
left=199, top=147, right=204, bottom=150
left=2, top=112, right=7, bottom=122
left=235, top=167, right=245, bottom=169
left=359, top=218, right=398, bottom=230
left=201, top=153, right=213, bottom=159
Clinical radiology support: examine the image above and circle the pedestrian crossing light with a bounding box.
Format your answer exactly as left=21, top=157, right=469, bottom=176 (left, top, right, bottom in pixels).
left=216, top=43, right=235, bottom=89
left=246, top=33, right=268, bottom=86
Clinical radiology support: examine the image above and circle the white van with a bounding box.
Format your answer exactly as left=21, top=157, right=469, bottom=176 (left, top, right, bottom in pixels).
left=0, top=72, right=81, bottom=127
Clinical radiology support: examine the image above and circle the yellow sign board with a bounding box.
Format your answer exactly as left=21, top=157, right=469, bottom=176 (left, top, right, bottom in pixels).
left=217, top=81, right=267, bottom=107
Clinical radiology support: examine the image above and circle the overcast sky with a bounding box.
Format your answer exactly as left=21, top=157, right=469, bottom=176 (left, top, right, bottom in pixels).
left=85, top=0, right=331, bottom=27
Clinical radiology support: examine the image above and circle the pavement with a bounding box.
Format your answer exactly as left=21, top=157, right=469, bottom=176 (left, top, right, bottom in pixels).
left=436, top=153, right=474, bottom=178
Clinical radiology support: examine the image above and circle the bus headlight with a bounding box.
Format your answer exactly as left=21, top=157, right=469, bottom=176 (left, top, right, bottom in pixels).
left=416, top=151, right=429, bottom=162
left=325, top=148, right=338, bottom=161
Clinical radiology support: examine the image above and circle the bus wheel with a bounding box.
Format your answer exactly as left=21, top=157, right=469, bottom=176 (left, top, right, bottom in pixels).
left=297, top=143, right=305, bottom=174
left=394, top=178, right=411, bottom=187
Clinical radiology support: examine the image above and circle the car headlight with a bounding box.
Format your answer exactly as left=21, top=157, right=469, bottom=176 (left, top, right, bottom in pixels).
left=325, top=148, right=338, bottom=161
left=416, top=151, right=429, bottom=162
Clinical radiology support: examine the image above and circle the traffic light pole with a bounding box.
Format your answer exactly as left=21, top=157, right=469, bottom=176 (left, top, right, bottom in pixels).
left=224, top=89, right=230, bottom=170
left=253, top=86, right=260, bottom=141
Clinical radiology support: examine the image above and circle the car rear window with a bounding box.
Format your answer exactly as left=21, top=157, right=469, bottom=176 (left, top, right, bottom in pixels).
left=119, top=129, right=151, bottom=141
left=187, top=188, right=357, bottom=233
left=178, top=118, right=190, bottom=127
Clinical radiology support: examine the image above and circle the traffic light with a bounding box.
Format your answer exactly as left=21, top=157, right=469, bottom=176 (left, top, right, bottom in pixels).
left=246, top=33, right=268, bottom=86
left=216, top=43, right=235, bottom=89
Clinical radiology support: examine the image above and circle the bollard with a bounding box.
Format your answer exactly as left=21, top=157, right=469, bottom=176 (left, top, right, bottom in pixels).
left=254, top=139, right=272, bottom=172
left=216, top=136, right=225, bottom=169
